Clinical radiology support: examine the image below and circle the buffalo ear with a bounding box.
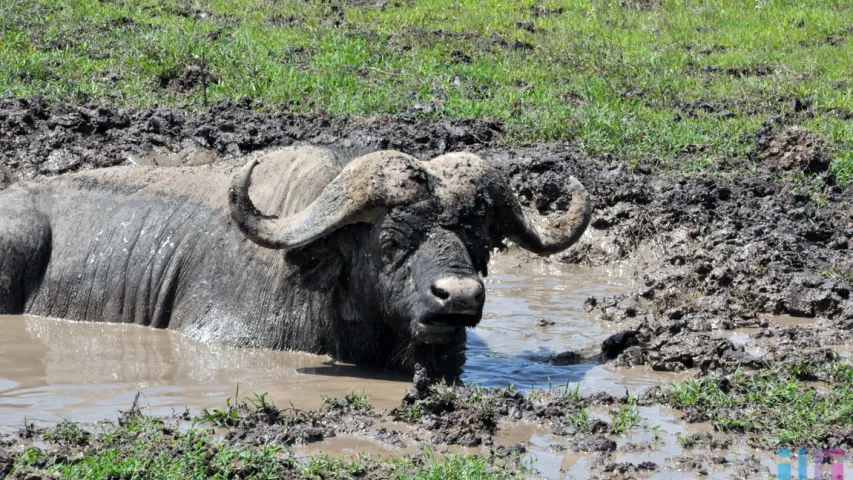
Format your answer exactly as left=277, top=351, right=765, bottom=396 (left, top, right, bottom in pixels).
left=284, top=235, right=345, bottom=292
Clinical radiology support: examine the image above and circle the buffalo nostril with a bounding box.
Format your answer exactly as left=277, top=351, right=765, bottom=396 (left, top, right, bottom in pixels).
left=431, top=283, right=451, bottom=300
left=430, top=277, right=485, bottom=312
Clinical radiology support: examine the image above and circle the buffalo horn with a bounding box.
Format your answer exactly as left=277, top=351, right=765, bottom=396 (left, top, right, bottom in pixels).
left=228, top=151, right=429, bottom=250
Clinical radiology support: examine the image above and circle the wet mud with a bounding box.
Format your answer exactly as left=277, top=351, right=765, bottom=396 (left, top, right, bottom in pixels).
left=0, top=377, right=795, bottom=480
left=0, top=97, right=852, bottom=477
left=0, top=254, right=653, bottom=427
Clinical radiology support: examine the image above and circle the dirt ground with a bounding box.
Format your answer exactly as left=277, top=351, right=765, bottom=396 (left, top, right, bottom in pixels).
left=1, top=97, right=852, bottom=478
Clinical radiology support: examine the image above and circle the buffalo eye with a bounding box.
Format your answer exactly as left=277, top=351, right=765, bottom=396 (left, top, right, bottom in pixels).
left=379, top=231, right=402, bottom=262
left=461, top=238, right=490, bottom=275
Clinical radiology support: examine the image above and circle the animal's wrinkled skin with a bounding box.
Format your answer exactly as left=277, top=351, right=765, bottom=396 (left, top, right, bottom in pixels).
left=0, top=146, right=591, bottom=376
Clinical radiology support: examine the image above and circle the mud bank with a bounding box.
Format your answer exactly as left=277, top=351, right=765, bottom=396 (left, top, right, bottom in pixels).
left=1, top=97, right=852, bottom=475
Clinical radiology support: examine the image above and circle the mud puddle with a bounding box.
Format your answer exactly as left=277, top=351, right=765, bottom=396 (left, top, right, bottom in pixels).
left=0, top=250, right=676, bottom=429
left=0, top=251, right=741, bottom=479
left=466, top=250, right=684, bottom=395
left=0, top=314, right=411, bottom=428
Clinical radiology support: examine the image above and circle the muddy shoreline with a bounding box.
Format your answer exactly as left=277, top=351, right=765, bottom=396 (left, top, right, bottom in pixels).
left=1, top=97, right=852, bottom=478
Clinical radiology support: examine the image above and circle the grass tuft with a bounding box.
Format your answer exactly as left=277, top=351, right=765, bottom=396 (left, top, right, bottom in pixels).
left=610, top=392, right=643, bottom=435
left=670, top=366, right=853, bottom=447
left=322, top=390, right=372, bottom=412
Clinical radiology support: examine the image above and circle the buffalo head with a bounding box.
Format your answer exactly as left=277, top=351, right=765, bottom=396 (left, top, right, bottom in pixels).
left=228, top=150, right=591, bottom=376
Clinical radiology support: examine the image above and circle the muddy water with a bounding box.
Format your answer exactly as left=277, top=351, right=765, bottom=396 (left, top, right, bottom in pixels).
left=465, top=251, right=679, bottom=394
left=0, top=315, right=412, bottom=427
left=0, top=250, right=664, bottom=427
left=0, top=250, right=785, bottom=478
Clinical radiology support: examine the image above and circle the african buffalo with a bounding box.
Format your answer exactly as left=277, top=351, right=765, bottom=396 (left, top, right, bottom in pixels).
left=0, top=146, right=591, bottom=375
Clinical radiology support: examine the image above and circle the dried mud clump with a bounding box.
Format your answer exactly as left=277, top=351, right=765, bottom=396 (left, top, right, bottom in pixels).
left=158, top=64, right=219, bottom=94
left=756, top=126, right=831, bottom=174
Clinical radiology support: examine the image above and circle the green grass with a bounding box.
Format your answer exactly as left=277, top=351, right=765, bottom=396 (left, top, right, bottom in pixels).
left=610, top=393, right=643, bottom=434
left=677, top=434, right=698, bottom=448
left=670, top=365, right=853, bottom=447
left=43, top=420, right=92, bottom=446
left=12, top=390, right=528, bottom=479
left=1, top=0, right=852, bottom=176
left=322, top=390, right=373, bottom=411
left=394, top=401, right=423, bottom=422
left=198, top=396, right=241, bottom=427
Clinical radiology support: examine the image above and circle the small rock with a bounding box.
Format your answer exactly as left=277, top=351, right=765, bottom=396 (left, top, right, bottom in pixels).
left=40, top=149, right=81, bottom=174
left=572, top=435, right=617, bottom=452
left=614, top=346, right=646, bottom=367
left=602, top=330, right=640, bottom=358
left=0, top=166, right=12, bottom=190
left=551, top=350, right=582, bottom=366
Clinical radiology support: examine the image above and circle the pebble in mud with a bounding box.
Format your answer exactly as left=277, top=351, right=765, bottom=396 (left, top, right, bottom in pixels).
left=535, top=318, right=556, bottom=327
left=601, top=330, right=640, bottom=358
left=570, top=435, right=617, bottom=453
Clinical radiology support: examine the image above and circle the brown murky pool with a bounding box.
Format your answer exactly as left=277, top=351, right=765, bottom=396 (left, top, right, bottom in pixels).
left=0, top=249, right=662, bottom=427
left=0, top=250, right=654, bottom=427
left=0, top=250, right=785, bottom=478
left=467, top=252, right=673, bottom=393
